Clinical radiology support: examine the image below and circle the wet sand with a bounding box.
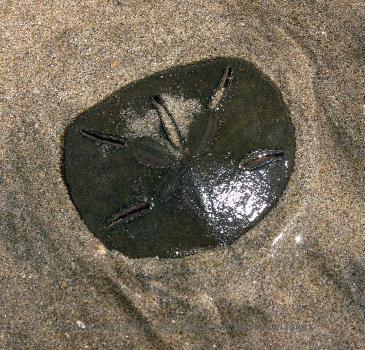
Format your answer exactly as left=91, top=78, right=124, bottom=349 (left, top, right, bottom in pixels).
left=1, top=1, right=364, bottom=349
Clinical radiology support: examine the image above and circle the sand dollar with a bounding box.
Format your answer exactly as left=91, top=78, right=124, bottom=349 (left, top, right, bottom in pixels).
left=63, top=58, right=295, bottom=258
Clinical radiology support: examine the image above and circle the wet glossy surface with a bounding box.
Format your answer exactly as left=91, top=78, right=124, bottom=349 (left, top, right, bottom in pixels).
left=63, top=58, right=295, bottom=258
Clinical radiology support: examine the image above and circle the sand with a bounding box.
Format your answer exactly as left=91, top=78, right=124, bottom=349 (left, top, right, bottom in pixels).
left=0, top=1, right=364, bottom=349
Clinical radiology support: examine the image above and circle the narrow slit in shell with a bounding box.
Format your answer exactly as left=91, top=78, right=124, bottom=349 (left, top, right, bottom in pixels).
left=80, top=129, right=126, bottom=147
left=208, top=67, right=234, bottom=110
left=107, top=202, right=150, bottom=228
left=240, top=150, right=285, bottom=170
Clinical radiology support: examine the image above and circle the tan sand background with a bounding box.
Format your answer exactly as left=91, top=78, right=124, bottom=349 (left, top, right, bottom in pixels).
left=0, top=1, right=364, bottom=349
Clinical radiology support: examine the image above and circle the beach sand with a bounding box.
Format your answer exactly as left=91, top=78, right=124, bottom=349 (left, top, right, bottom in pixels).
left=0, top=1, right=364, bottom=348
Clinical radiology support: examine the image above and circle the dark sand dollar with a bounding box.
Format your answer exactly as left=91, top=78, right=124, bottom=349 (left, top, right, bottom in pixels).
left=63, top=58, right=295, bottom=258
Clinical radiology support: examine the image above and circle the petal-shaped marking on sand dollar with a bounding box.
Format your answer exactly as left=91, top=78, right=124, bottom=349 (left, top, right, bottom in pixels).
left=240, top=150, right=286, bottom=170
left=187, top=113, right=218, bottom=157
left=208, top=66, right=234, bottom=110
left=151, top=95, right=185, bottom=151
left=107, top=201, right=151, bottom=228
left=80, top=128, right=127, bottom=147
left=131, top=137, right=177, bottom=168
left=63, top=57, right=295, bottom=258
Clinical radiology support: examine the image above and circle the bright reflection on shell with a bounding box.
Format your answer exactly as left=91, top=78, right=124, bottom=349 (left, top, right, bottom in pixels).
left=192, top=157, right=290, bottom=242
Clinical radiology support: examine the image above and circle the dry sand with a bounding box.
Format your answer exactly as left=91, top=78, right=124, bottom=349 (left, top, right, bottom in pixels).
left=0, top=1, right=364, bottom=349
